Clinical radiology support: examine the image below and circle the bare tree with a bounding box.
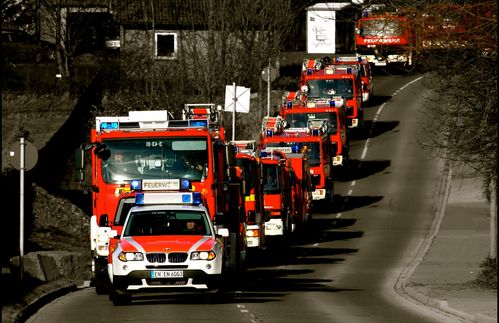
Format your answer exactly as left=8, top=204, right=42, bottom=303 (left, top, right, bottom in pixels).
left=102, top=0, right=298, bottom=140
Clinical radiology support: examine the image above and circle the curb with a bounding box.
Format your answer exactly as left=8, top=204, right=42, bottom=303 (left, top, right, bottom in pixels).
left=404, top=286, right=497, bottom=323
left=5, top=281, right=77, bottom=323
left=404, top=286, right=474, bottom=322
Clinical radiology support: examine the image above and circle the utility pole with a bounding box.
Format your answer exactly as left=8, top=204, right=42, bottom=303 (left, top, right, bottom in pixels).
left=490, top=178, right=497, bottom=262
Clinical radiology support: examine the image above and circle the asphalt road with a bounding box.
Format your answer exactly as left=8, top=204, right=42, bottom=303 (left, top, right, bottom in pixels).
left=26, top=73, right=459, bottom=323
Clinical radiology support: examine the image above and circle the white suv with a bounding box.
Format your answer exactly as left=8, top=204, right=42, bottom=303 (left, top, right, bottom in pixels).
left=109, top=192, right=227, bottom=305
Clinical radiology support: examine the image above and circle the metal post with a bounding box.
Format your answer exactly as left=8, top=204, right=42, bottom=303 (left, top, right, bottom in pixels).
left=267, top=63, right=271, bottom=117
left=232, top=82, right=237, bottom=142
left=490, top=178, right=497, bottom=261
left=20, top=137, right=25, bottom=281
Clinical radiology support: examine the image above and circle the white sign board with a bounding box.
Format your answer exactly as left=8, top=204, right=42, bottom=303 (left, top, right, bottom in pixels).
left=224, top=85, right=250, bottom=113
left=307, top=8, right=336, bottom=54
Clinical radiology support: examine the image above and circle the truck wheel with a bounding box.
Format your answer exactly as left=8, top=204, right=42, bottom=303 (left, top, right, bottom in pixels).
left=94, top=261, right=111, bottom=295
left=111, top=288, right=132, bottom=306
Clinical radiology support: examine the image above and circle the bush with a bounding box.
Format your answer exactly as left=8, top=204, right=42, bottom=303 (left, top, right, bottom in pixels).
left=475, top=256, right=497, bottom=289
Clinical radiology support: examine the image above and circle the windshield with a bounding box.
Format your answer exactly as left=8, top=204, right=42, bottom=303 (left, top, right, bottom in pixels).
left=360, top=19, right=404, bottom=37
left=307, top=79, right=354, bottom=99
left=265, top=142, right=321, bottom=166
left=99, top=138, right=208, bottom=183
left=123, top=210, right=211, bottom=236
left=285, top=112, right=338, bottom=133
left=236, top=158, right=257, bottom=193
left=262, top=164, right=280, bottom=193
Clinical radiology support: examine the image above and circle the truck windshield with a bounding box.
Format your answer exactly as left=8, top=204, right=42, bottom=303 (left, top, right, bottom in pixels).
left=123, top=210, right=211, bottom=236
left=360, top=19, right=404, bottom=37
left=307, top=79, right=354, bottom=99
left=285, top=112, right=338, bottom=133
left=262, top=164, right=280, bottom=193
left=266, top=142, right=321, bottom=166
left=100, top=138, right=209, bottom=183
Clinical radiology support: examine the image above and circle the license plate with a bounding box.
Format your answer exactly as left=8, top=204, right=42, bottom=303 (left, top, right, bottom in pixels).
left=150, top=271, right=183, bottom=279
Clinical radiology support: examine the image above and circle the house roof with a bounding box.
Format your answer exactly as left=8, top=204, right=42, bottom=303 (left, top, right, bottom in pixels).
left=46, top=0, right=111, bottom=7
left=113, top=0, right=212, bottom=26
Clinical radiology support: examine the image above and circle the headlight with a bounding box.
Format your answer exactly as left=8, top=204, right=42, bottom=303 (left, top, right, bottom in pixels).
left=191, top=251, right=216, bottom=261
left=118, top=251, right=144, bottom=262
left=246, top=229, right=259, bottom=237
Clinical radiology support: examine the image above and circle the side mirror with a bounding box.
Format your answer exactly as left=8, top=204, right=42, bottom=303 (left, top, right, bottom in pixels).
left=99, top=214, right=109, bottom=227
left=300, top=85, right=309, bottom=94
left=74, top=148, right=84, bottom=169
left=217, top=228, right=230, bottom=238
left=214, top=211, right=224, bottom=225
left=74, top=148, right=85, bottom=182
left=247, top=210, right=256, bottom=222
left=94, top=144, right=111, bottom=160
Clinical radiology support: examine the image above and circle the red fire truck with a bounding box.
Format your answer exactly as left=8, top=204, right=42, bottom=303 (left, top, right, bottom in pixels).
left=300, top=59, right=364, bottom=129
left=355, top=8, right=413, bottom=67
left=284, top=153, right=314, bottom=228
left=232, top=140, right=266, bottom=250
left=332, top=55, right=373, bottom=103
left=259, top=150, right=294, bottom=243
left=260, top=116, right=330, bottom=210
left=75, top=104, right=247, bottom=294
left=280, top=91, right=349, bottom=169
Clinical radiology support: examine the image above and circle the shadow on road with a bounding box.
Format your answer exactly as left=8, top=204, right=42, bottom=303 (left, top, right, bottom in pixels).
left=350, top=120, right=400, bottom=141
left=336, top=159, right=391, bottom=182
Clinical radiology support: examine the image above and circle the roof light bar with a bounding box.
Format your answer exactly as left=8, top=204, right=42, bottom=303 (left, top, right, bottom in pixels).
left=134, top=191, right=202, bottom=206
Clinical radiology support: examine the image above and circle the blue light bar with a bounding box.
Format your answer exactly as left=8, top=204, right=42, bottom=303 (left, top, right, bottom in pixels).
left=307, top=68, right=313, bottom=75
left=312, top=129, right=319, bottom=136
left=100, top=122, right=119, bottom=130
left=135, top=193, right=145, bottom=205
left=192, top=192, right=202, bottom=205
left=180, top=179, right=191, bottom=190
left=266, top=130, right=273, bottom=137
left=287, top=101, right=292, bottom=108
left=182, top=193, right=192, bottom=203
left=190, top=120, right=208, bottom=127
left=329, top=100, right=335, bottom=107
left=130, top=179, right=142, bottom=191
left=292, top=144, right=299, bottom=153
left=260, top=151, right=268, bottom=158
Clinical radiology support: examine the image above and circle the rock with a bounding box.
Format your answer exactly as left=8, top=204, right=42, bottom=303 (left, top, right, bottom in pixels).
left=10, top=251, right=86, bottom=282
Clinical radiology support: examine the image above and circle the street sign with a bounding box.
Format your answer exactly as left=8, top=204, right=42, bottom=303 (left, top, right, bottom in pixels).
left=9, top=140, right=38, bottom=171
left=224, top=85, right=251, bottom=113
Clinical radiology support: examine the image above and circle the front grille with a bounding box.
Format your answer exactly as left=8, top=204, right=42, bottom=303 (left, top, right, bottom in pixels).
left=168, top=252, right=188, bottom=263
left=146, top=253, right=166, bottom=263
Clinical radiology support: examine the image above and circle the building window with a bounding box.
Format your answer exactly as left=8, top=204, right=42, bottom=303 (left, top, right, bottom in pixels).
left=155, top=32, right=177, bottom=60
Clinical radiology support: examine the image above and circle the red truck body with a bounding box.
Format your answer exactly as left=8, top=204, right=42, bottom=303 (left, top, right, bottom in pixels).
left=300, top=59, right=364, bottom=129
left=280, top=91, right=349, bottom=168
left=332, top=55, right=374, bottom=103
left=355, top=12, right=413, bottom=66
left=232, top=140, right=266, bottom=249
left=259, top=116, right=329, bottom=210
left=259, top=151, right=294, bottom=239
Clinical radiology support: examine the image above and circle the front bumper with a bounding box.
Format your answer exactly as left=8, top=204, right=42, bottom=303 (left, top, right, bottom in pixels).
left=264, top=218, right=284, bottom=236
left=113, top=270, right=222, bottom=292
left=312, top=188, right=326, bottom=200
